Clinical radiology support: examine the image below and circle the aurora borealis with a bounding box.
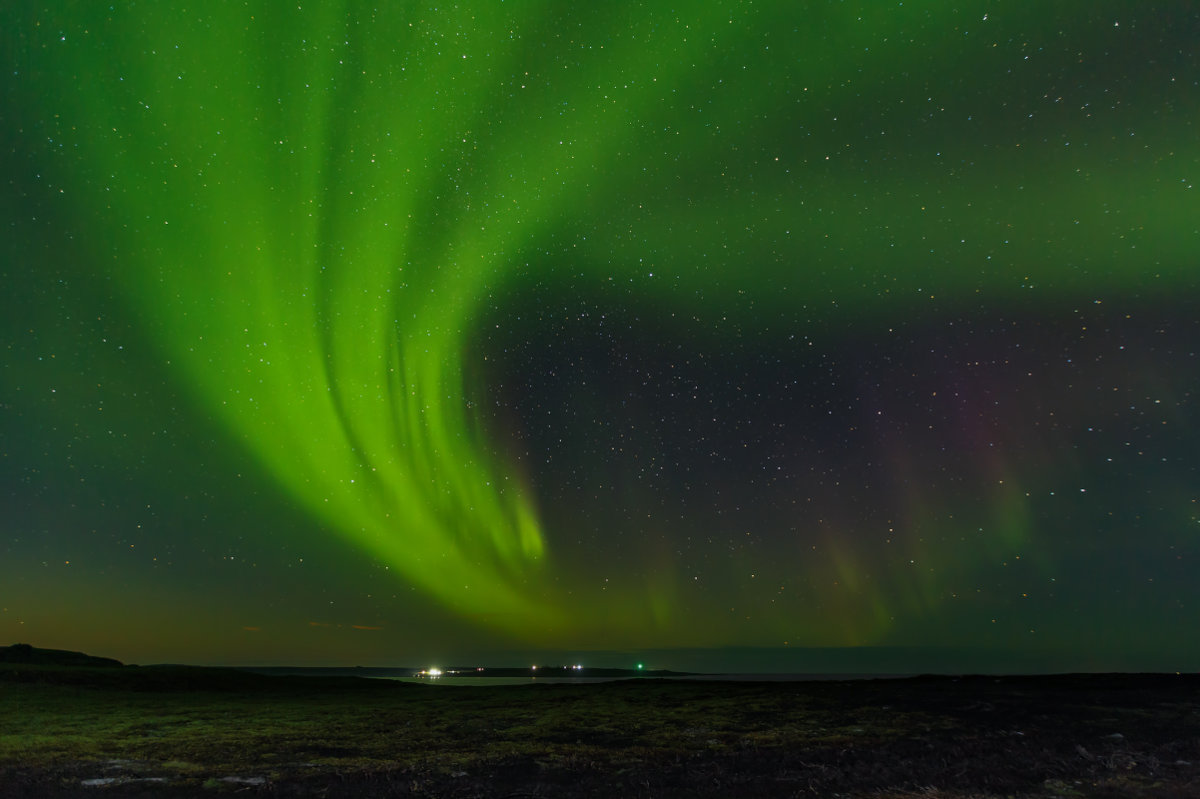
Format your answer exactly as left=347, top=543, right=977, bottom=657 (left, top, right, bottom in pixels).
left=2, top=2, right=1197, bottom=671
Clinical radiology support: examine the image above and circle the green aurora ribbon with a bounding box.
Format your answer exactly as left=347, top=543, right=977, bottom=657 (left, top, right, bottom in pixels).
left=9, top=1, right=1196, bottom=649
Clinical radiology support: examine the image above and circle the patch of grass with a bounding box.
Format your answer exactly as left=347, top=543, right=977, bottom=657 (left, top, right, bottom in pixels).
left=2, top=668, right=1199, bottom=797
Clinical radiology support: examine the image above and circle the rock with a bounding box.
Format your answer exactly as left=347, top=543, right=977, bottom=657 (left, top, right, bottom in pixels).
left=0, top=643, right=123, bottom=667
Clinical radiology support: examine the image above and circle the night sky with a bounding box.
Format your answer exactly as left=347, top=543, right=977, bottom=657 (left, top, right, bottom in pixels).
left=3, top=2, right=1197, bottom=672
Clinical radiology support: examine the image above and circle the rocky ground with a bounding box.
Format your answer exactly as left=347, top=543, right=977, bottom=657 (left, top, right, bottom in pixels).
left=2, top=661, right=1197, bottom=797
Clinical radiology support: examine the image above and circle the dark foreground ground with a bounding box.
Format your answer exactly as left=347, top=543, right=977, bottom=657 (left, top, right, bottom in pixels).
left=2, top=662, right=1198, bottom=798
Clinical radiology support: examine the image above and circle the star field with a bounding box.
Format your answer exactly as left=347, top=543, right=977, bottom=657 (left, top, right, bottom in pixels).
left=1, top=2, right=1197, bottom=670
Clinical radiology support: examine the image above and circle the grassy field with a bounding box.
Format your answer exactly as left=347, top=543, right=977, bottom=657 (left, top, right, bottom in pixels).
left=2, top=663, right=1198, bottom=797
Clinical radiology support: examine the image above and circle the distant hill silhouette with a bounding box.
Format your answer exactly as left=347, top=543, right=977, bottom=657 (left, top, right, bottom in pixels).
left=0, top=643, right=123, bottom=668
